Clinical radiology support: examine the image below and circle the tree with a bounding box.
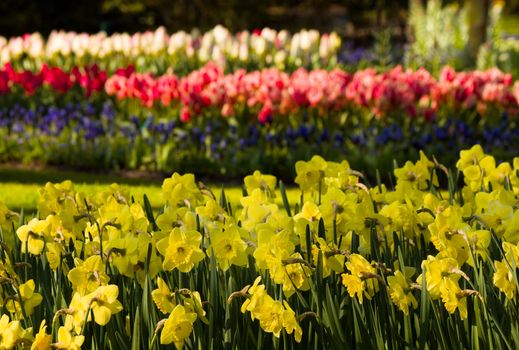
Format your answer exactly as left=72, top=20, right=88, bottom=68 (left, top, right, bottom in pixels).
left=467, top=0, right=490, bottom=58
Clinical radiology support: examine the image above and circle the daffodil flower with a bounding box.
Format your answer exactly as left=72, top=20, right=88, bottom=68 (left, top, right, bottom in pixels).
left=85, top=285, right=124, bottom=326
left=160, top=305, right=197, bottom=349
left=156, top=227, right=205, bottom=272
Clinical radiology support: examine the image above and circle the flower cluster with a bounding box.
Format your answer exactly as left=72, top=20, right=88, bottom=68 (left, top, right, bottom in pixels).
left=104, top=64, right=519, bottom=122
left=238, top=277, right=302, bottom=342
left=0, top=63, right=106, bottom=96
left=2, top=146, right=519, bottom=347
left=1, top=63, right=517, bottom=123
left=2, top=100, right=519, bottom=179
left=0, top=26, right=341, bottom=73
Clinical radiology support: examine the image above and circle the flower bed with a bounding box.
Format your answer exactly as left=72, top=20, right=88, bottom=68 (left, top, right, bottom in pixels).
left=0, top=62, right=518, bottom=176
left=1, top=146, right=519, bottom=348
left=0, top=26, right=341, bottom=74
left=1, top=63, right=517, bottom=122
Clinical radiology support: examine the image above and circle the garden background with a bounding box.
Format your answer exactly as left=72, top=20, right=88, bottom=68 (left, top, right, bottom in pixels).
left=1, top=1, right=519, bottom=349
left=0, top=0, right=518, bottom=212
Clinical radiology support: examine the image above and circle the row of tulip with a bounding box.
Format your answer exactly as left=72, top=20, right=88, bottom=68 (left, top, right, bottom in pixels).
left=1, top=63, right=518, bottom=123
left=0, top=63, right=106, bottom=96
left=1, top=146, right=519, bottom=348
left=105, top=64, right=519, bottom=122
left=0, top=26, right=342, bottom=74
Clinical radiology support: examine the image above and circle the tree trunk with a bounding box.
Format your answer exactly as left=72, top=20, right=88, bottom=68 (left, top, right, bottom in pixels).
left=467, top=0, right=490, bottom=58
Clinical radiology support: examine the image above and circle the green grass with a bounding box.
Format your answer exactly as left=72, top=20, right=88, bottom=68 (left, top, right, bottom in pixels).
left=0, top=165, right=300, bottom=213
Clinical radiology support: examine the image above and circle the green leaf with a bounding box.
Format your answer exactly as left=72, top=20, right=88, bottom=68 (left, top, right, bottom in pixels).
left=131, top=308, right=141, bottom=350
left=143, top=194, right=158, bottom=231
left=279, top=180, right=292, bottom=216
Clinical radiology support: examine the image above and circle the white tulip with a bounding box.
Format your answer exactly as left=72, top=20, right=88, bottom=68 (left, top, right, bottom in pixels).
left=319, top=35, right=329, bottom=59
left=212, top=25, right=229, bottom=45
left=290, top=34, right=301, bottom=57
left=230, top=41, right=239, bottom=59
left=261, top=28, right=277, bottom=43
left=169, top=31, right=187, bottom=54
left=277, top=30, right=289, bottom=47
left=1, top=48, right=10, bottom=64
left=239, top=43, right=249, bottom=61
left=299, top=30, right=311, bottom=51
left=252, top=37, right=266, bottom=56
left=28, top=34, right=44, bottom=58
left=10, top=37, right=23, bottom=58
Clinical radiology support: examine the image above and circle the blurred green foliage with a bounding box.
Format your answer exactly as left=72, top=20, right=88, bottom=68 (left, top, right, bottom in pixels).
left=405, top=0, right=472, bottom=74
left=1, top=1, right=518, bottom=38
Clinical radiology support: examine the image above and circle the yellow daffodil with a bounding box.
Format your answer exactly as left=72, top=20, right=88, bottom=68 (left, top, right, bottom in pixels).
left=244, top=170, right=277, bottom=195
left=428, top=208, right=472, bottom=265
left=257, top=298, right=285, bottom=337
left=195, top=199, right=225, bottom=223
left=281, top=253, right=311, bottom=297
left=183, top=291, right=207, bottom=321
left=0, top=314, right=24, bottom=349
left=254, top=224, right=294, bottom=269
left=394, top=161, right=429, bottom=192
left=439, top=278, right=468, bottom=319
left=342, top=254, right=379, bottom=303
left=31, top=320, right=51, bottom=350
left=37, top=180, right=76, bottom=218
left=379, top=200, right=418, bottom=240
left=239, top=277, right=302, bottom=342
left=152, top=277, right=176, bottom=314
left=162, top=173, right=204, bottom=207
left=239, top=189, right=278, bottom=232
left=52, top=326, right=84, bottom=350
left=462, top=156, right=496, bottom=191
left=156, top=206, right=190, bottom=232
left=160, top=304, right=197, bottom=349
left=418, top=255, right=460, bottom=299
left=282, top=301, right=303, bottom=343
left=388, top=269, right=418, bottom=315
left=295, top=155, right=327, bottom=192
left=503, top=211, right=519, bottom=244
left=16, top=218, right=50, bottom=255
left=312, top=237, right=345, bottom=278
left=68, top=255, right=109, bottom=294
left=85, top=285, right=124, bottom=326
left=502, top=242, right=519, bottom=266
left=6, top=279, right=43, bottom=318
left=134, top=234, right=163, bottom=284
left=493, top=260, right=516, bottom=299
left=106, top=235, right=140, bottom=278
left=45, top=242, right=66, bottom=271
left=157, top=227, right=205, bottom=272
left=241, top=277, right=268, bottom=320
left=208, top=223, right=248, bottom=271
left=64, top=292, right=89, bottom=334
left=456, top=144, right=487, bottom=172
left=294, top=201, right=322, bottom=242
